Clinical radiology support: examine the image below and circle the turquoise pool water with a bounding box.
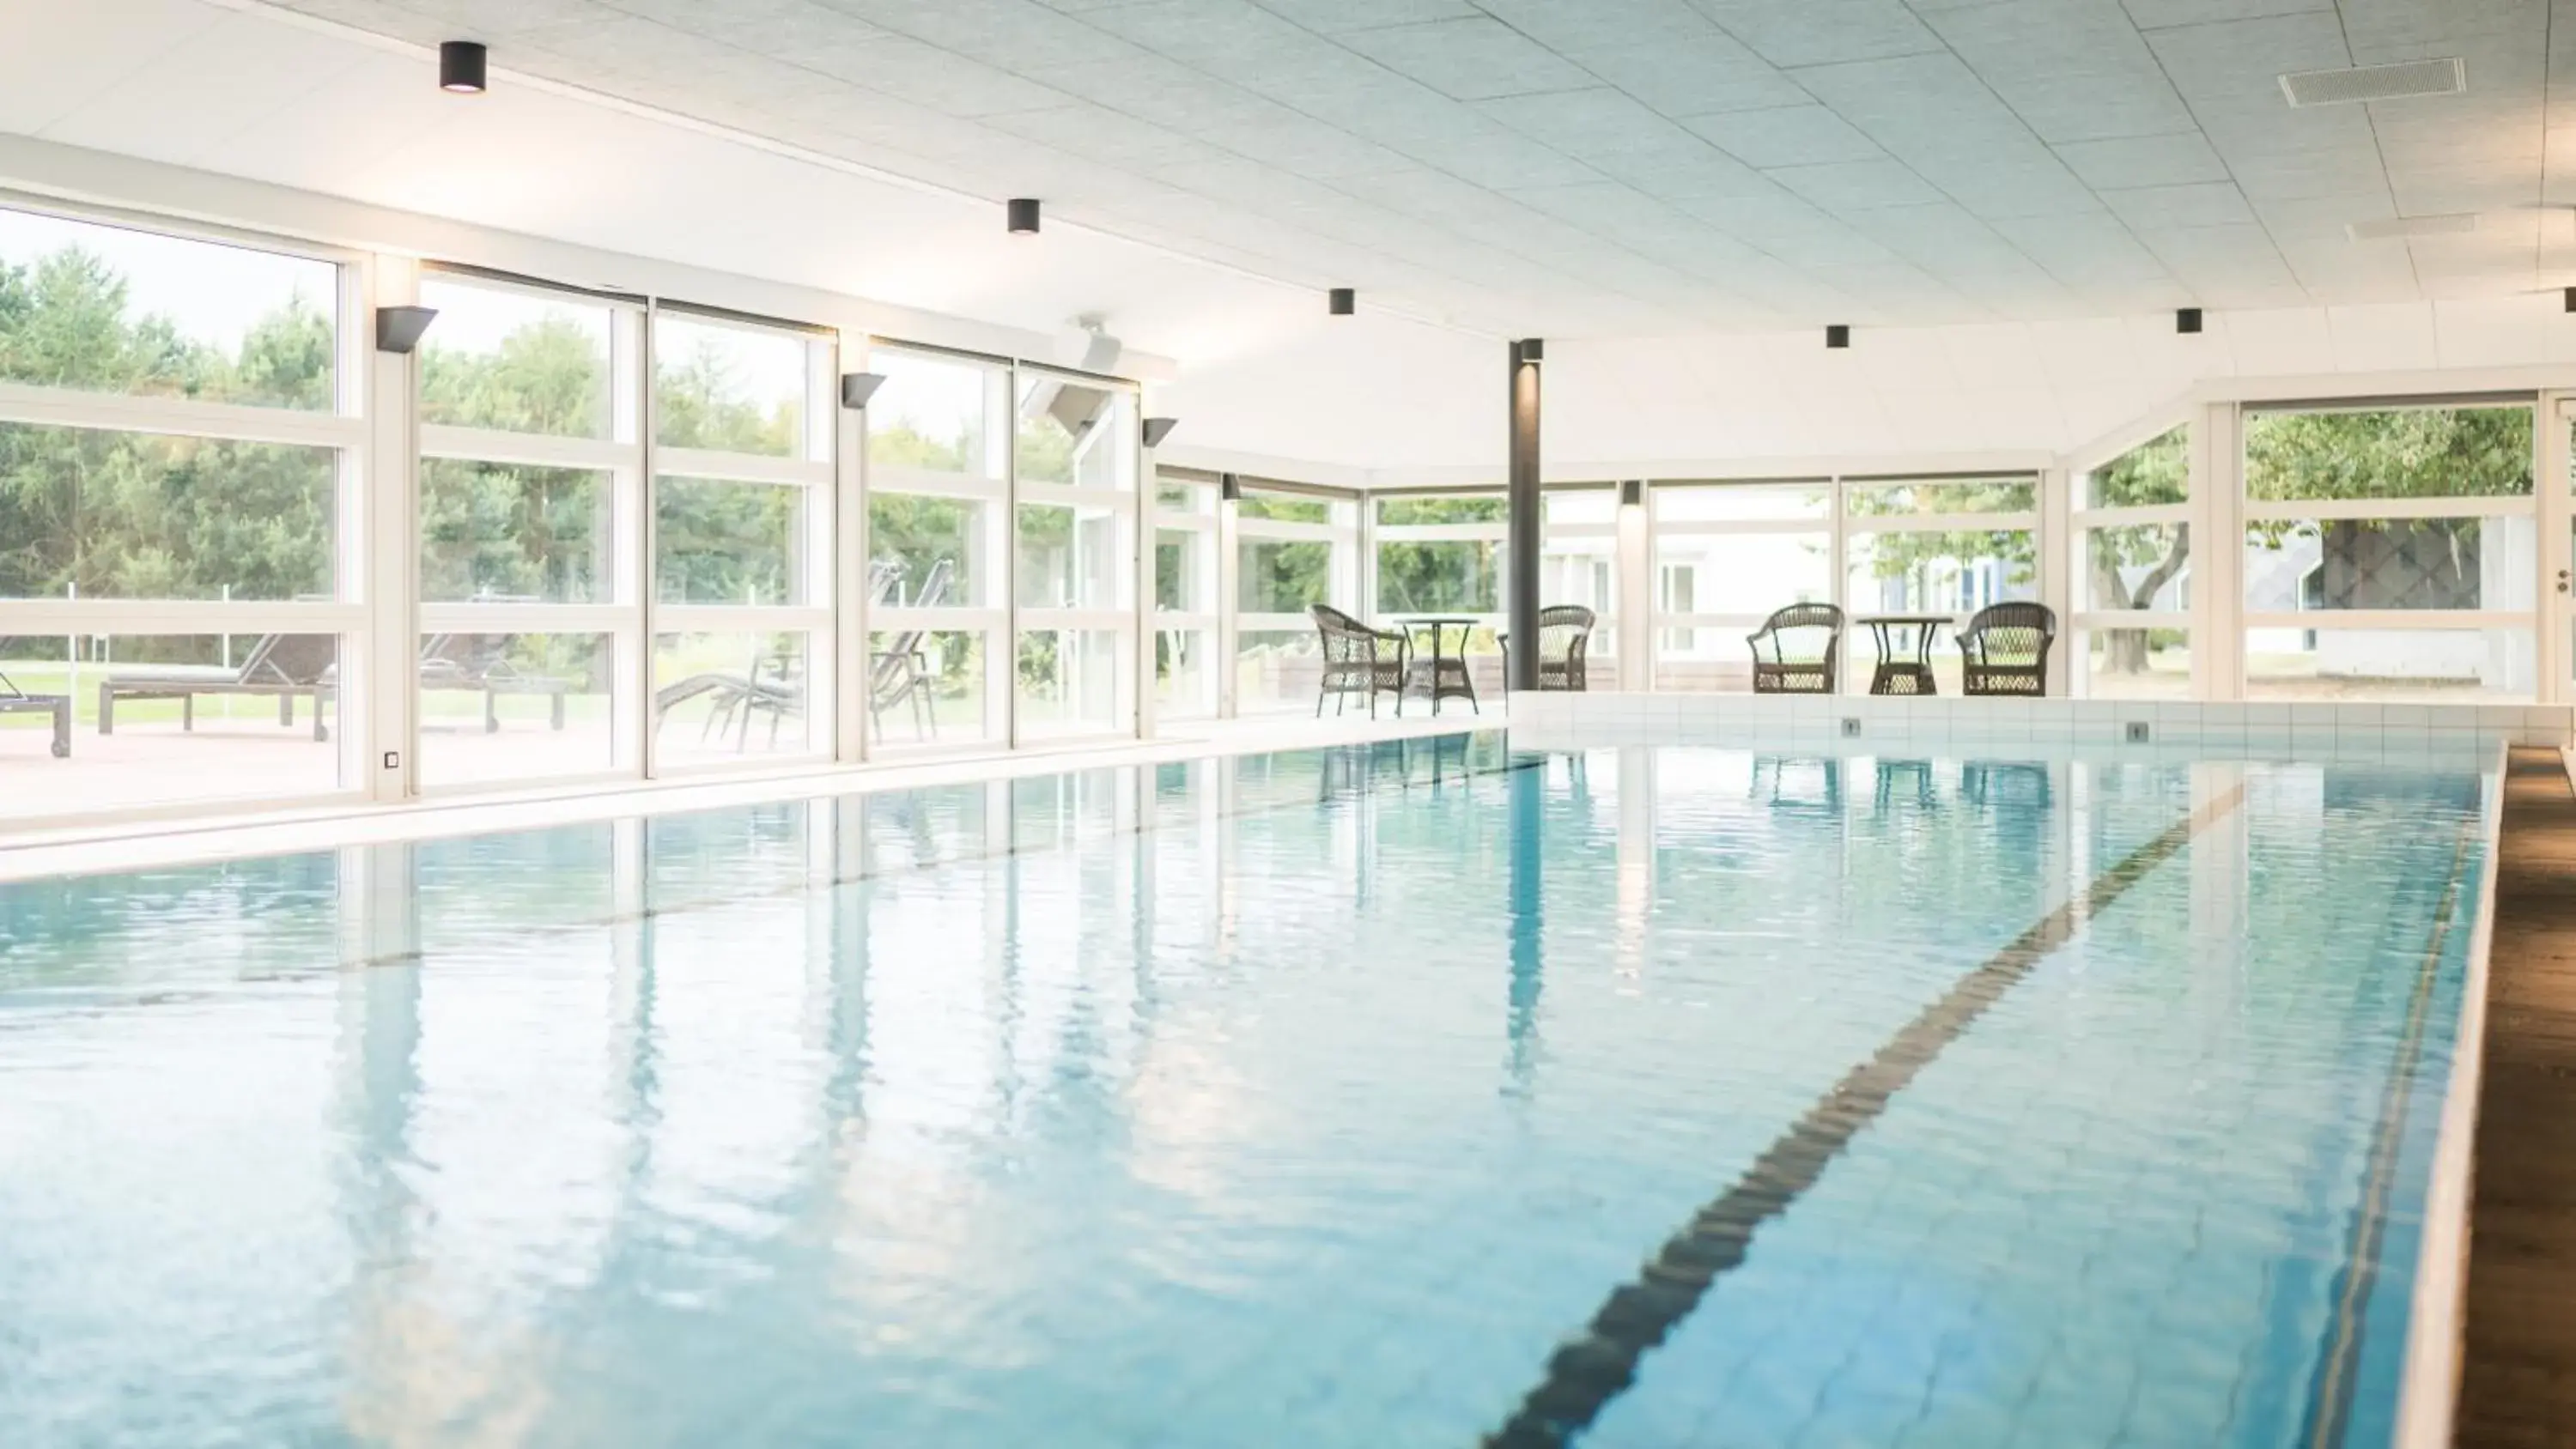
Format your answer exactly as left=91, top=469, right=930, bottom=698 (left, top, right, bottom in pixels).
left=0, top=737, right=2488, bottom=1447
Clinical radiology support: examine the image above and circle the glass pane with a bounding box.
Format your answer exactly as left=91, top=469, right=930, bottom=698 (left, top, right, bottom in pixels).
left=418, top=632, right=614, bottom=787
left=1654, top=532, right=1832, bottom=615
left=2242, top=517, right=2537, bottom=611
left=1655, top=482, right=1828, bottom=522
left=1155, top=478, right=1212, bottom=514
left=653, top=632, right=811, bottom=763
left=1544, top=489, right=1617, bottom=525
left=1157, top=528, right=1212, bottom=614
left=867, top=628, right=987, bottom=749
left=0, top=424, right=335, bottom=601
left=2084, top=630, right=2190, bottom=700
left=420, top=460, right=609, bottom=604
left=1845, top=530, right=2038, bottom=614
left=0, top=207, right=337, bottom=411
left=2086, top=426, right=2187, bottom=508
left=0, top=632, right=342, bottom=818
left=1017, top=375, right=1133, bottom=490
left=1377, top=540, right=1502, bottom=615
left=1376, top=494, right=1506, bottom=524
left=655, top=476, right=805, bottom=605
left=1236, top=626, right=1322, bottom=714
left=2081, top=523, right=2188, bottom=614
left=1155, top=626, right=1215, bottom=719
left=1846, top=477, right=2038, bottom=517
left=1240, top=539, right=1335, bottom=614
left=2245, top=405, right=2532, bottom=500
left=869, top=352, right=999, bottom=478
left=653, top=315, right=808, bottom=457
left=1015, top=501, right=1127, bottom=611
left=868, top=494, right=988, bottom=609
left=417, top=279, right=613, bottom=439
left=1238, top=489, right=1335, bottom=524
left=2246, top=627, right=2534, bottom=700
left=1017, top=628, right=1127, bottom=737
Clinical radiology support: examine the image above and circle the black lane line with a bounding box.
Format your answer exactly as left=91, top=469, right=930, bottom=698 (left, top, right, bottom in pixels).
left=2300, top=822, right=2476, bottom=1449
left=1481, top=781, right=2248, bottom=1449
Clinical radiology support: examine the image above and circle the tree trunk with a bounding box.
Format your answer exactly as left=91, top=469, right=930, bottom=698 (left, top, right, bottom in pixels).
left=2090, top=524, right=2190, bottom=675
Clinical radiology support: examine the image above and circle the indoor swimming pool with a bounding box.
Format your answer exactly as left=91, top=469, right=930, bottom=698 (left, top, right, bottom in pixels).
left=0, top=735, right=2491, bottom=1448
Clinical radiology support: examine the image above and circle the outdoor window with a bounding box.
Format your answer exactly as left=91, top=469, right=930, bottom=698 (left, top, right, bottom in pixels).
left=1651, top=482, right=1830, bottom=691
left=866, top=348, right=1008, bottom=750
left=2241, top=403, right=2536, bottom=701
left=415, top=274, right=634, bottom=790
left=650, top=308, right=834, bottom=765
left=2076, top=426, right=2190, bottom=699
left=1543, top=487, right=1619, bottom=672
left=1844, top=476, right=2038, bottom=694
left=0, top=203, right=358, bottom=821
left=1154, top=470, right=1218, bottom=720
left=1013, top=370, right=1136, bottom=741
left=1236, top=482, right=1358, bottom=714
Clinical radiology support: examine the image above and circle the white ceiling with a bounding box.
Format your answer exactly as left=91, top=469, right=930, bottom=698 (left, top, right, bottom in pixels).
left=179, top=0, right=2576, bottom=338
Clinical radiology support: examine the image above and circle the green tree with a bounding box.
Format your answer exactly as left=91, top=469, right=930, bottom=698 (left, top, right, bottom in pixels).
left=2087, top=427, right=2190, bottom=674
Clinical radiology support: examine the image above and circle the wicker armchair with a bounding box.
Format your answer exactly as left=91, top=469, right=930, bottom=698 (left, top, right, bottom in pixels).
left=1309, top=604, right=1409, bottom=717
left=1959, top=602, right=2056, bottom=696
left=1747, top=603, right=1844, bottom=694
left=1499, top=605, right=1598, bottom=690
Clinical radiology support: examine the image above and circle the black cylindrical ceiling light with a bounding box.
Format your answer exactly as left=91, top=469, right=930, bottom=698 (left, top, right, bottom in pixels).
left=1327, top=288, right=1355, bottom=316
left=2177, top=306, right=2204, bottom=334
left=440, top=40, right=488, bottom=94
left=1007, top=198, right=1041, bottom=234
left=1825, top=324, right=1850, bottom=349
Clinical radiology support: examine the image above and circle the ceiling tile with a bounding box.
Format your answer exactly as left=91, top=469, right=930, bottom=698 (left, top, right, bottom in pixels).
left=2097, top=180, right=2258, bottom=229
left=2118, top=0, right=2333, bottom=28
left=2052, top=132, right=2231, bottom=188
left=1686, top=105, right=1884, bottom=167
left=1768, top=158, right=1947, bottom=209
left=1692, top=0, right=1945, bottom=69
left=1572, top=33, right=1811, bottom=117
left=1925, top=0, right=2197, bottom=143
left=1334, top=16, right=1596, bottom=101
left=1250, top=0, right=1479, bottom=29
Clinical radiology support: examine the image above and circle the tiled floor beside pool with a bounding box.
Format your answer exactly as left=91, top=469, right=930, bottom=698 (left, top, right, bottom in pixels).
left=0, top=734, right=2496, bottom=1447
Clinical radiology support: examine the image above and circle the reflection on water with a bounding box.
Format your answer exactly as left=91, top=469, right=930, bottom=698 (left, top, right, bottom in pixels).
left=0, top=737, right=2488, bottom=1448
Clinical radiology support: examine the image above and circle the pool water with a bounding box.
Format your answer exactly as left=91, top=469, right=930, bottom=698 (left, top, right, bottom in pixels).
left=0, top=737, right=2489, bottom=1448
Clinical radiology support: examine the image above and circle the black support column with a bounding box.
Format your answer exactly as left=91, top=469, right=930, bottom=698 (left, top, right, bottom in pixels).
left=1506, top=338, right=1542, bottom=694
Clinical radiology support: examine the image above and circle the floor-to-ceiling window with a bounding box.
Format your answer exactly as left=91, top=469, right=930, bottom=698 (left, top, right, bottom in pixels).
left=1372, top=489, right=1505, bottom=697
left=2240, top=400, right=2536, bottom=701
left=2075, top=425, right=2190, bottom=699
left=1843, top=475, right=2039, bottom=694
left=1650, top=481, right=1832, bottom=691
left=1542, top=486, right=1620, bottom=679
left=1236, top=481, right=1358, bottom=714
left=860, top=346, right=1009, bottom=753
left=1152, top=470, right=1219, bottom=722
left=1013, top=367, right=1137, bottom=742
left=648, top=308, right=835, bottom=767
left=415, top=270, right=636, bottom=790
left=0, top=203, right=362, bottom=822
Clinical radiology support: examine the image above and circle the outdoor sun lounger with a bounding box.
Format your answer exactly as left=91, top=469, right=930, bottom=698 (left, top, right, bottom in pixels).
left=98, top=633, right=338, bottom=741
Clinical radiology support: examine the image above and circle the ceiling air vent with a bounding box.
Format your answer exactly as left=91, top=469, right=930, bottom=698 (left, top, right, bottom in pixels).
left=2281, top=57, right=2463, bottom=107
left=2347, top=213, right=2478, bottom=242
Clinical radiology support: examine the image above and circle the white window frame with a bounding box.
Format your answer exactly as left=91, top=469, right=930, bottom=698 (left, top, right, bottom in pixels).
left=1011, top=361, right=1141, bottom=748
left=646, top=303, right=838, bottom=774
left=0, top=194, right=372, bottom=831
left=1234, top=481, right=1361, bottom=717
left=2065, top=419, right=2193, bottom=701
left=1151, top=469, right=1221, bottom=724
left=1647, top=479, right=1836, bottom=691
left=2232, top=396, right=2542, bottom=705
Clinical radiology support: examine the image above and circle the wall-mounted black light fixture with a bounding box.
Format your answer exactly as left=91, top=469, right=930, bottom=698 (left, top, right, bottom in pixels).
left=2563, top=287, right=2574, bottom=314
left=1825, top=324, right=1850, bottom=349
left=439, top=41, right=487, bottom=94
left=1220, top=473, right=1242, bottom=502
left=1007, top=198, right=1041, bottom=234
left=375, top=305, right=439, bottom=355
left=1141, top=416, right=1180, bottom=449
left=839, top=372, right=888, bottom=409
left=1327, top=288, right=1355, bottom=316
left=1620, top=479, right=1643, bottom=507
left=2177, top=306, right=2204, bottom=334
left=1512, top=337, right=1544, bottom=365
